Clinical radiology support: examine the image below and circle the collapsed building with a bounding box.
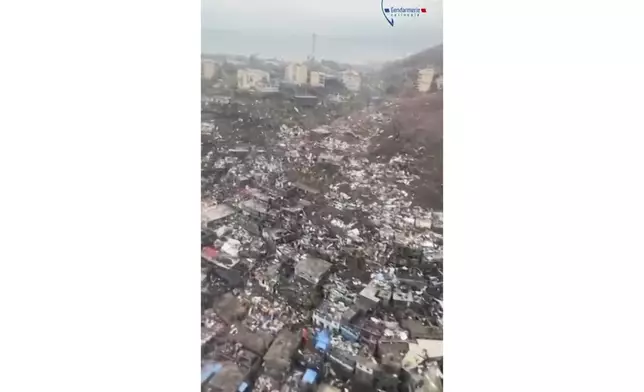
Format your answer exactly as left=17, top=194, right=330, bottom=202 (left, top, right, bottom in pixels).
left=201, top=87, right=443, bottom=392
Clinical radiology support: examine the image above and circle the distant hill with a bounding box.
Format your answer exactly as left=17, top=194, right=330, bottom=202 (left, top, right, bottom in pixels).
left=392, top=44, right=443, bottom=71
left=379, top=44, right=443, bottom=95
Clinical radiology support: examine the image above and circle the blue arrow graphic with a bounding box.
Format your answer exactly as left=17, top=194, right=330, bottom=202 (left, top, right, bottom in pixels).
left=381, top=0, right=394, bottom=26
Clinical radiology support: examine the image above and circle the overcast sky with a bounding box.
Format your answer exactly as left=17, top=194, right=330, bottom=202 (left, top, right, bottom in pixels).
left=201, top=0, right=442, bottom=36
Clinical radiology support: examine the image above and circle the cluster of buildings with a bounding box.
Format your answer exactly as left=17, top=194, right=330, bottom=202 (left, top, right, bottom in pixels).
left=202, top=57, right=362, bottom=94
left=201, top=164, right=443, bottom=392
left=202, top=237, right=443, bottom=392
left=201, top=65, right=443, bottom=392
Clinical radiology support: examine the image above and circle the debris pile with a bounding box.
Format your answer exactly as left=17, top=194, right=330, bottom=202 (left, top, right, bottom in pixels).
left=202, top=91, right=442, bottom=392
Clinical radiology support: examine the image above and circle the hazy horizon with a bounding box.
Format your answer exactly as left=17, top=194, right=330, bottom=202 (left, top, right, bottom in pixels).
left=201, top=0, right=442, bottom=63
left=202, top=29, right=442, bottom=64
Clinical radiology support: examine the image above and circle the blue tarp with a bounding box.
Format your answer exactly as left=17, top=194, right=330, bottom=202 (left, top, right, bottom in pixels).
left=302, top=369, right=318, bottom=384
left=201, top=362, right=223, bottom=383
left=315, top=329, right=330, bottom=351
left=315, top=340, right=328, bottom=351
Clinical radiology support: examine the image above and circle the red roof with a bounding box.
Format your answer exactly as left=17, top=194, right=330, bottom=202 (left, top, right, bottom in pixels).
left=203, top=247, right=219, bottom=260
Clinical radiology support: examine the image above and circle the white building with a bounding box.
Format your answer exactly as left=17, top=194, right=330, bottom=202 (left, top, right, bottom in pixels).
left=309, top=71, right=326, bottom=87
left=237, top=69, right=270, bottom=90
left=202, top=59, right=217, bottom=80
left=417, top=68, right=435, bottom=93
left=284, top=63, right=308, bottom=85
left=341, top=70, right=361, bottom=92
left=312, top=300, right=344, bottom=332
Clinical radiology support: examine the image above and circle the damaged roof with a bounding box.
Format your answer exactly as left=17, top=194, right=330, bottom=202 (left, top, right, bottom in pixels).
left=402, top=339, right=443, bottom=370
left=205, top=362, right=245, bottom=392
left=203, top=204, right=236, bottom=223
left=212, top=293, right=248, bottom=324
left=263, top=329, right=299, bottom=371
left=295, top=255, right=332, bottom=285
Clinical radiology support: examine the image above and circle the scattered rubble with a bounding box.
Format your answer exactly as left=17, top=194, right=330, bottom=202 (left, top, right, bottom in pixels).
left=202, top=82, right=443, bottom=392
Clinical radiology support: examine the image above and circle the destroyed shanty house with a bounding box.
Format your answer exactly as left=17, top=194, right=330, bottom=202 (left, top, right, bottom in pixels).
left=391, top=240, right=425, bottom=265
left=202, top=238, right=248, bottom=288
left=392, top=275, right=429, bottom=311
left=202, top=309, right=231, bottom=355
left=202, top=326, right=220, bottom=356
left=212, top=293, right=249, bottom=324
left=301, top=354, right=327, bottom=378
left=264, top=227, right=298, bottom=244
left=201, top=66, right=444, bottom=392
left=276, top=280, right=319, bottom=309
left=327, top=346, right=356, bottom=376
left=252, top=374, right=282, bottom=392
left=352, top=318, right=384, bottom=349
left=392, top=287, right=415, bottom=308
left=262, top=330, right=300, bottom=380
left=400, top=319, right=442, bottom=340
left=354, top=356, right=379, bottom=385
left=230, top=328, right=274, bottom=356
left=311, top=295, right=360, bottom=341
left=287, top=181, right=321, bottom=203
left=254, top=263, right=281, bottom=293
left=240, top=198, right=271, bottom=219
left=243, top=296, right=304, bottom=335
left=358, top=279, right=393, bottom=310
left=312, top=300, right=344, bottom=331
left=296, top=347, right=325, bottom=372
left=238, top=189, right=279, bottom=222
left=203, top=204, right=236, bottom=228
left=212, top=341, right=263, bottom=381
left=203, top=361, right=247, bottom=392
left=295, top=255, right=333, bottom=286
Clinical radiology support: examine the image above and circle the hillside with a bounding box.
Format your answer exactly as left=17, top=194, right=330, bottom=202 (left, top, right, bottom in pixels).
left=380, top=44, right=443, bottom=95
left=370, top=93, right=443, bottom=209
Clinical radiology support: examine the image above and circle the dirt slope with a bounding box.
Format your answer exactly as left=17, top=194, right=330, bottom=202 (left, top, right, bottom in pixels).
left=370, top=93, right=443, bottom=209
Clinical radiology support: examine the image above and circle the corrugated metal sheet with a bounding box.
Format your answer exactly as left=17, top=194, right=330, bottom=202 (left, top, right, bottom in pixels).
left=302, top=369, right=317, bottom=384
left=201, top=362, right=223, bottom=384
